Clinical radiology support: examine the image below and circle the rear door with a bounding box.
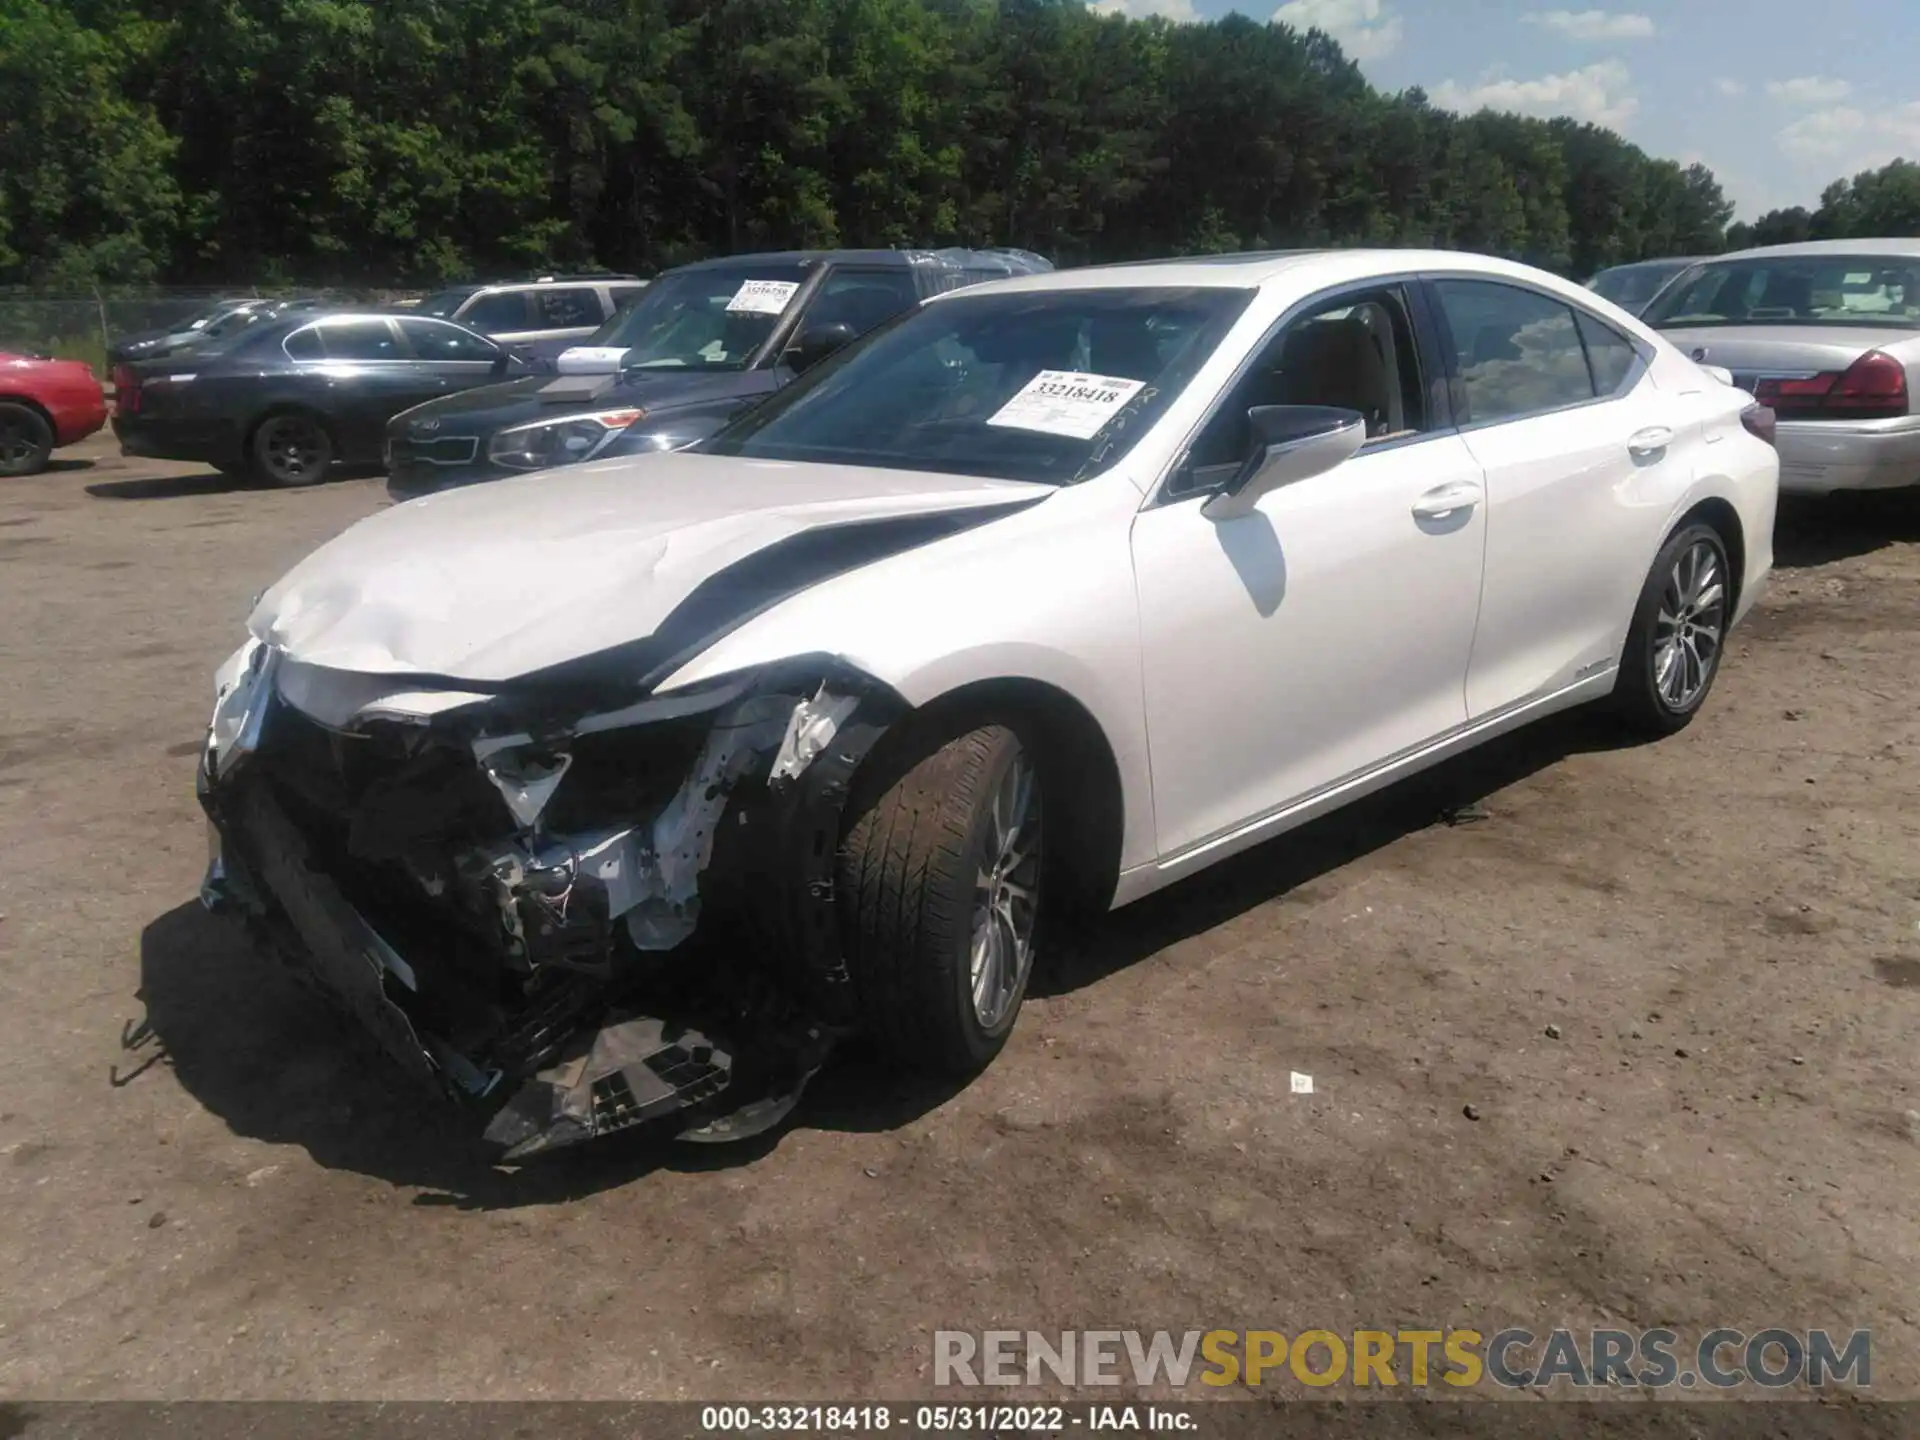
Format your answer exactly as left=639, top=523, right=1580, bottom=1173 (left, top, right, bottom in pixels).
left=306, top=318, right=444, bottom=461
left=1425, top=276, right=1691, bottom=719
left=396, top=318, right=504, bottom=397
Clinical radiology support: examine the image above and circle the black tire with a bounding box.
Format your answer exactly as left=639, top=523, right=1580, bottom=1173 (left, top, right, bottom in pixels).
left=837, top=722, right=1044, bottom=1076
left=250, top=411, right=333, bottom=487
left=1610, top=520, right=1732, bottom=735
left=0, top=402, right=54, bottom=478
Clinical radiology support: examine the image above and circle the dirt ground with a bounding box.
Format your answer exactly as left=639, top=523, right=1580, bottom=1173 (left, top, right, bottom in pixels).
left=1, top=432, right=1917, bottom=1402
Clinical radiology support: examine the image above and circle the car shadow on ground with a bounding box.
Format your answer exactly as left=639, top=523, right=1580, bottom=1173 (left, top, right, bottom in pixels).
left=86, top=471, right=246, bottom=501
left=131, top=708, right=1643, bottom=1209
left=1774, top=490, right=1920, bottom=568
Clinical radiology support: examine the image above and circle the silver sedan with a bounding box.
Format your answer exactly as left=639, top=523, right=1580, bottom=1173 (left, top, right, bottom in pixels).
left=1643, top=238, right=1920, bottom=495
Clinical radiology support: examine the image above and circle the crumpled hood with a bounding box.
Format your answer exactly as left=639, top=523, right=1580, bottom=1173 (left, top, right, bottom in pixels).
left=251, top=451, right=1049, bottom=683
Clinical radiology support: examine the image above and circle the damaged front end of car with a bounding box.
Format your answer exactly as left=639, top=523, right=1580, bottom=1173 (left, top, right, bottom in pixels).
left=196, top=639, right=906, bottom=1159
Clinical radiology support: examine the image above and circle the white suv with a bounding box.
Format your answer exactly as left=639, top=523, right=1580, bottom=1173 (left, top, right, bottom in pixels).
left=409, top=273, right=650, bottom=359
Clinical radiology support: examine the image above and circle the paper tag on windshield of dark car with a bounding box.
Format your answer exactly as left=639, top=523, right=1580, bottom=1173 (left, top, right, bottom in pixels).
left=725, top=280, right=801, bottom=316
left=986, top=370, right=1148, bottom=440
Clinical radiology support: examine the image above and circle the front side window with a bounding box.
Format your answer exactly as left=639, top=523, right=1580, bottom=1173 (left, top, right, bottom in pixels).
left=1178, top=286, right=1429, bottom=493
left=1434, top=280, right=1595, bottom=424
left=461, top=291, right=532, bottom=334
left=1643, top=255, right=1920, bottom=329
left=318, top=319, right=402, bottom=361
left=795, top=268, right=924, bottom=339
left=705, top=286, right=1254, bottom=486
left=413, top=289, right=476, bottom=319
left=398, top=319, right=498, bottom=362
left=595, top=262, right=812, bottom=371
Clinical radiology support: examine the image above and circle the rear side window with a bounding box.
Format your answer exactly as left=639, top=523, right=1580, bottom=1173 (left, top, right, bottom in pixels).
left=283, top=326, right=324, bottom=361
left=399, top=319, right=497, bottom=361
left=461, top=291, right=531, bottom=333
left=1575, top=312, right=1642, bottom=396
left=318, top=319, right=402, bottom=360
left=1433, top=280, right=1593, bottom=424
left=534, top=287, right=603, bottom=329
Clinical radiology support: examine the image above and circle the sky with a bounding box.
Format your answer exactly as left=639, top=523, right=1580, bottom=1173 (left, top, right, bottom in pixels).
left=1083, top=0, right=1920, bottom=220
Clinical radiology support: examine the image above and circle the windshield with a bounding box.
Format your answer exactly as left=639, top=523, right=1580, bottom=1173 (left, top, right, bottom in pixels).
left=1589, top=262, right=1687, bottom=310
left=703, top=286, right=1254, bottom=485
left=413, top=289, right=476, bottom=319
left=1643, top=255, right=1920, bottom=329
left=593, top=262, right=810, bottom=370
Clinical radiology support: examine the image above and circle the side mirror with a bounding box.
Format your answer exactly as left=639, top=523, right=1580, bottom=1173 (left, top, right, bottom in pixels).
left=785, top=320, right=859, bottom=374
left=1201, top=405, right=1367, bottom=521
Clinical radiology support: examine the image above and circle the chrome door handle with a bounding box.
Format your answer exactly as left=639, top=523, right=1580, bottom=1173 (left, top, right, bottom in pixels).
left=1411, top=481, right=1483, bottom=520
left=1628, top=426, right=1674, bottom=457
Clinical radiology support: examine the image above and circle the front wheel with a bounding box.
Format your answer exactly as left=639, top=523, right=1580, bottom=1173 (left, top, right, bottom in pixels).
left=250, top=412, right=333, bottom=487
left=837, top=722, right=1044, bottom=1075
left=0, top=402, right=54, bottom=477
left=1610, top=521, right=1731, bottom=735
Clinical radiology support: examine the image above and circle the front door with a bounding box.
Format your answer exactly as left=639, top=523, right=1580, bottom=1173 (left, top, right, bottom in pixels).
left=1132, top=284, right=1489, bottom=858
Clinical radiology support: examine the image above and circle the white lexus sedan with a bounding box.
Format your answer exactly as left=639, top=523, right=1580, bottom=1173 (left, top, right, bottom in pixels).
left=197, top=250, right=1779, bottom=1155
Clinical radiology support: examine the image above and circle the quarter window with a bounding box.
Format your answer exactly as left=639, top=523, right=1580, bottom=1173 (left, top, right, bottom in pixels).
left=1433, top=280, right=1595, bottom=424
left=283, top=326, right=324, bottom=361
left=1575, top=311, right=1642, bottom=397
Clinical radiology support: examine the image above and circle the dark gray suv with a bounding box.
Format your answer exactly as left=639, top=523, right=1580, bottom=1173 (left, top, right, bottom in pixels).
left=385, top=247, right=1052, bottom=499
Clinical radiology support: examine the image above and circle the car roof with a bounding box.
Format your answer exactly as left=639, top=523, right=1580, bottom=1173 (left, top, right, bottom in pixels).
left=666, top=247, right=1048, bottom=274
left=1709, top=237, right=1920, bottom=263
left=925, top=247, right=1593, bottom=298
left=1594, top=256, right=1704, bottom=273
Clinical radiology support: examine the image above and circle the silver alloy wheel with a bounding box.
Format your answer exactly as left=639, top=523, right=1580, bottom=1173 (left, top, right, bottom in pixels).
left=1652, top=538, right=1726, bottom=711
left=261, top=416, right=326, bottom=484
left=970, top=749, right=1042, bottom=1030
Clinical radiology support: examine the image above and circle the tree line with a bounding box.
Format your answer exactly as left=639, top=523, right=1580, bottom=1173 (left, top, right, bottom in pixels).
left=2, top=0, right=1914, bottom=292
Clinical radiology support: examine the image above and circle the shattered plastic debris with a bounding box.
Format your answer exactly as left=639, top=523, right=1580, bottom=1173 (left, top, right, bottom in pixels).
left=627, top=693, right=797, bottom=950
left=1290, top=1071, right=1314, bottom=1095
left=770, top=685, right=860, bottom=783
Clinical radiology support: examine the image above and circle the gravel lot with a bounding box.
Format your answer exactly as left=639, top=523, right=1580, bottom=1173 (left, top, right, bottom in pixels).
left=2, top=433, right=1918, bottom=1401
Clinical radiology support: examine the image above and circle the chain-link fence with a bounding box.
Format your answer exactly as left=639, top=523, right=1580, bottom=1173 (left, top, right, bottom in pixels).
left=0, top=286, right=424, bottom=374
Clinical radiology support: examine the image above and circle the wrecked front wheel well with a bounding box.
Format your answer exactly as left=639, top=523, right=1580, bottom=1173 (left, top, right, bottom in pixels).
left=847, top=679, right=1123, bottom=923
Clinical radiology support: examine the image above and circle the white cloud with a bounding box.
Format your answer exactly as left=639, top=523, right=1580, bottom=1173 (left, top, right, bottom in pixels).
left=1271, top=0, right=1404, bottom=61
left=1522, top=10, right=1655, bottom=41
left=1713, top=77, right=1746, bottom=97
left=1766, top=76, right=1853, bottom=106
left=1777, top=101, right=1920, bottom=167
left=1432, top=60, right=1638, bottom=131
left=1087, top=0, right=1197, bottom=17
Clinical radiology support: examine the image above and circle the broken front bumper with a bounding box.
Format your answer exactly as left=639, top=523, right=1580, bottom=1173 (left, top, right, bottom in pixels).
left=194, top=655, right=897, bottom=1157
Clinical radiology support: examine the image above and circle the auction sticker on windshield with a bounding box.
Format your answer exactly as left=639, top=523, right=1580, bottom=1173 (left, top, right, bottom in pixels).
left=726, top=280, right=801, bottom=316
left=987, top=370, right=1147, bottom=440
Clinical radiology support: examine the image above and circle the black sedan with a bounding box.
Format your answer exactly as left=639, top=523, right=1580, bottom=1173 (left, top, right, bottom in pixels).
left=113, top=311, right=532, bottom=486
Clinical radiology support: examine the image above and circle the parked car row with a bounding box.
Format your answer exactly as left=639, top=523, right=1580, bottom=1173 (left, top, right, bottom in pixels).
left=196, top=244, right=1783, bottom=1158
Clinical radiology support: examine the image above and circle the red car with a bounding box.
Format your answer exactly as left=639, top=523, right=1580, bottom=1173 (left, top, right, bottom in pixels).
left=0, top=351, right=109, bottom=476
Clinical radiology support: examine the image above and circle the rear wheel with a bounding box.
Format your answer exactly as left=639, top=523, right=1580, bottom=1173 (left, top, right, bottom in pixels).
left=250, top=412, right=333, bottom=487
left=1610, top=521, right=1731, bottom=735
left=837, top=722, right=1044, bottom=1075
left=0, top=402, right=54, bottom=478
